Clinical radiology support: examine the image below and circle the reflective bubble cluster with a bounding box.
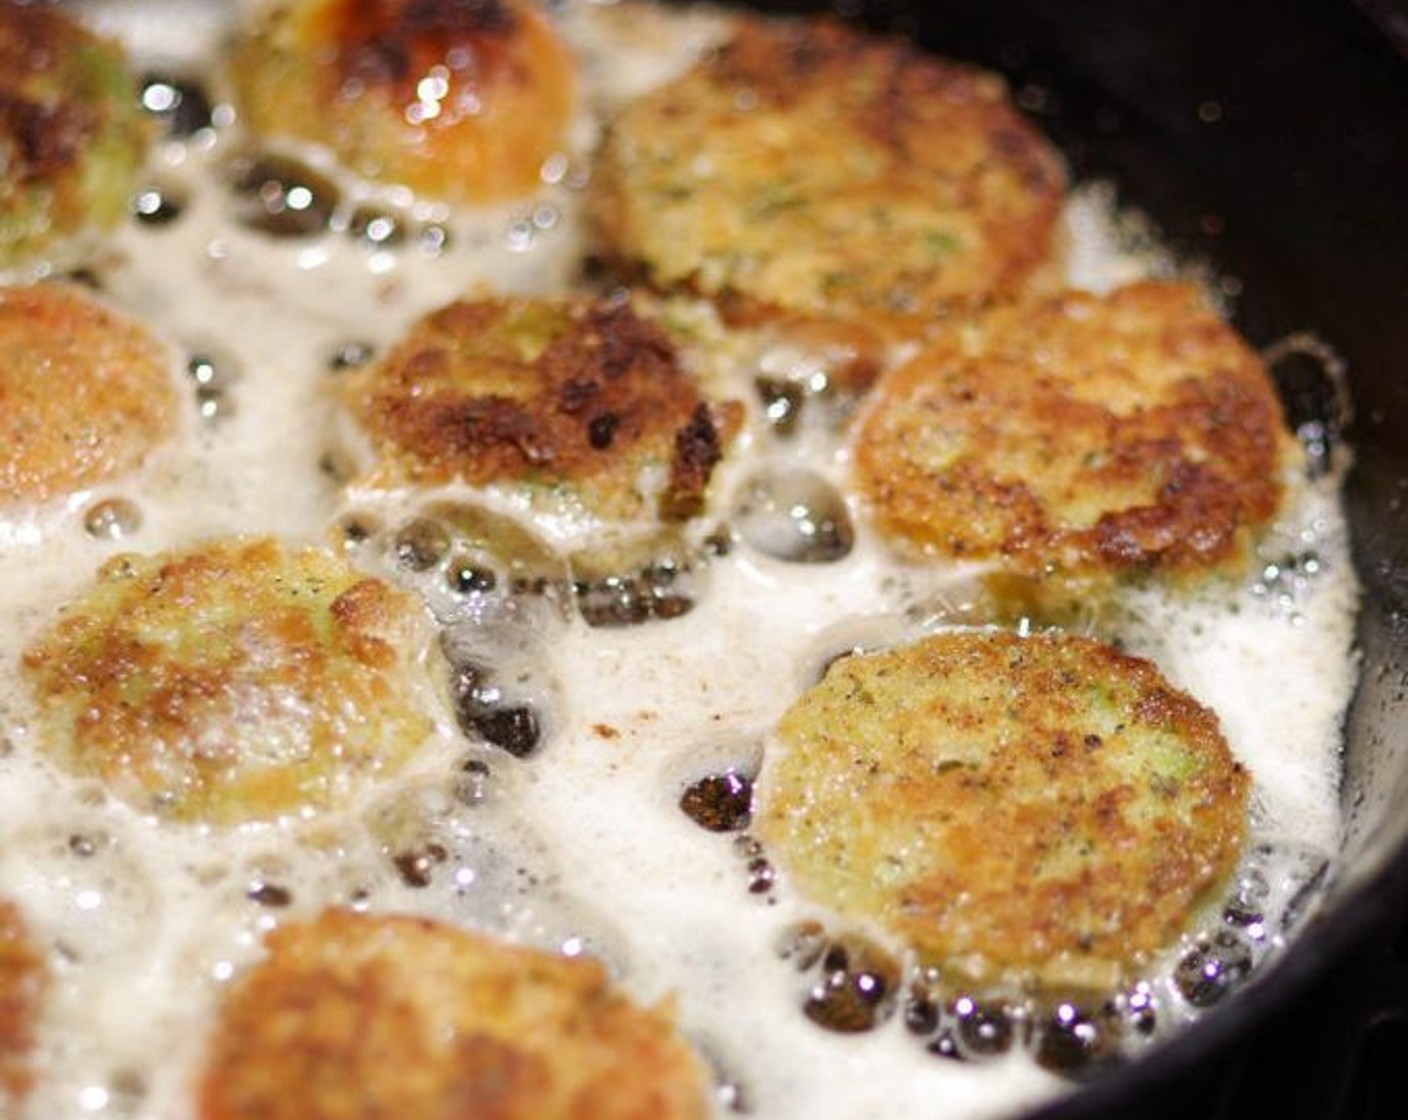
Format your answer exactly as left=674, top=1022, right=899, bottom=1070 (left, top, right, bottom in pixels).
left=800, top=933, right=901, bottom=1034
left=1032, top=999, right=1125, bottom=1078
left=571, top=531, right=706, bottom=628
left=185, top=349, right=240, bottom=424
left=344, top=505, right=713, bottom=632
left=903, top=973, right=1030, bottom=1063
left=1174, top=929, right=1255, bottom=1008
left=1242, top=840, right=1330, bottom=938
left=356, top=503, right=570, bottom=630
left=224, top=150, right=452, bottom=255
left=750, top=331, right=870, bottom=439
left=1250, top=549, right=1325, bottom=620
left=732, top=835, right=775, bottom=896
left=228, top=153, right=341, bottom=239
left=776, top=923, right=899, bottom=1034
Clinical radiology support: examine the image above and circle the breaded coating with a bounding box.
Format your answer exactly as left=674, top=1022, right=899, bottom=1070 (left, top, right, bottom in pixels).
left=198, top=909, right=709, bottom=1120
left=590, top=14, right=1065, bottom=331
left=0, top=1, right=150, bottom=270
left=0, top=902, right=45, bottom=1112
left=755, top=630, right=1249, bottom=990
left=854, top=282, right=1299, bottom=588
left=341, top=296, right=740, bottom=521
left=0, top=283, right=179, bottom=508
left=22, top=538, right=436, bottom=824
left=229, top=0, right=575, bottom=204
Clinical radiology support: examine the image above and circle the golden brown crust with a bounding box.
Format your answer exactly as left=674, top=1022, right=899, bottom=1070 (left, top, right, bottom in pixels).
left=342, top=296, right=740, bottom=521
left=590, top=14, right=1065, bottom=333
left=198, top=909, right=709, bottom=1120
left=0, top=2, right=151, bottom=269
left=229, top=0, right=575, bottom=204
left=0, top=283, right=178, bottom=507
left=21, top=537, right=435, bottom=824
left=755, top=630, right=1249, bottom=990
left=854, top=282, right=1299, bottom=588
left=0, top=901, right=45, bottom=1112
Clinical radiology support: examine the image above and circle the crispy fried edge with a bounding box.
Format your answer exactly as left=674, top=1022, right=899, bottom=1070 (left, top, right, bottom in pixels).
left=755, top=630, right=1250, bottom=989
left=589, top=13, right=1066, bottom=333
left=0, top=282, right=178, bottom=506
left=854, top=281, right=1300, bottom=589
left=20, top=537, right=437, bottom=823
left=198, top=909, right=709, bottom=1120
left=342, top=297, right=740, bottom=521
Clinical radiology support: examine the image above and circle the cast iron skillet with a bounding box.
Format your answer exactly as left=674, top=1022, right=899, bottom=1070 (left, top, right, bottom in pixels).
left=733, top=1, right=1408, bottom=1116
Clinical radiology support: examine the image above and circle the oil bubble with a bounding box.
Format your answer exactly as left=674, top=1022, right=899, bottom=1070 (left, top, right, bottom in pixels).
left=1174, top=929, right=1254, bottom=1008
left=732, top=468, right=854, bottom=564
left=83, top=499, right=142, bottom=541
left=570, top=530, right=705, bottom=627
left=139, top=74, right=214, bottom=137
left=801, top=933, right=900, bottom=1034
left=679, top=770, right=754, bottom=832
left=228, top=152, right=341, bottom=238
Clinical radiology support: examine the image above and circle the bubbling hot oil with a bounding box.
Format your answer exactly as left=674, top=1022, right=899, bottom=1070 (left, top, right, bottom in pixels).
left=0, top=3, right=1361, bottom=1119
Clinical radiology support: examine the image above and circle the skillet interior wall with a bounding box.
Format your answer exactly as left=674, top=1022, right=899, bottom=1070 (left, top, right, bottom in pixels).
left=724, top=0, right=1408, bottom=1117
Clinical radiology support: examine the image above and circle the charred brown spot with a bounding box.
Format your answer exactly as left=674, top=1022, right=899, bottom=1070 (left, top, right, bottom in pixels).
left=588, top=412, right=620, bottom=450
left=325, top=0, right=520, bottom=102
left=857, top=283, right=1296, bottom=590
left=0, top=93, right=92, bottom=182
left=197, top=911, right=708, bottom=1120
left=663, top=404, right=725, bottom=520
left=347, top=297, right=738, bottom=521
left=591, top=12, right=1065, bottom=330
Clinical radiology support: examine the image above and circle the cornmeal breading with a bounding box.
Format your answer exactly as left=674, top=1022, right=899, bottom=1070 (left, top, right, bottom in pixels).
left=0, top=283, right=179, bottom=507
left=854, top=282, right=1299, bottom=589
left=755, top=630, right=1249, bottom=991
left=228, top=0, right=575, bottom=204
left=0, top=902, right=45, bottom=1113
left=21, top=538, right=437, bottom=824
left=198, top=909, right=709, bottom=1120
left=341, top=296, right=741, bottom=522
left=590, top=14, right=1065, bottom=333
left=0, top=0, right=150, bottom=270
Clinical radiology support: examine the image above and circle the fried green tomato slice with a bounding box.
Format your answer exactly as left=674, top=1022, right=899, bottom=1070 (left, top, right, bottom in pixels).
left=198, top=909, right=709, bottom=1120
left=0, top=283, right=179, bottom=508
left=854, top=282, right=1299, bottom=590
left=754, top=630, right=1249, bottom=991
left=590, top=14, right=1065, bottom=332
left=0, top=902, right=46, bottom=1113
left=341, top=296, right=740, bottom=521
left=0, top=1, right=149, bottom=270
left=228, top=0, right=575, bottom=205
left=21, top=538, right=437, bottom=824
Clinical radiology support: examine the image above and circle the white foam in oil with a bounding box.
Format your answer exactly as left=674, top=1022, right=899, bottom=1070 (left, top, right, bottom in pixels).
left=0, top=4, right=1361, bottom=1119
